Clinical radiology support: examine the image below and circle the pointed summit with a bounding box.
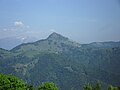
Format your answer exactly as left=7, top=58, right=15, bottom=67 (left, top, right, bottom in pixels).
left=47, top=32, right=68, bottom=41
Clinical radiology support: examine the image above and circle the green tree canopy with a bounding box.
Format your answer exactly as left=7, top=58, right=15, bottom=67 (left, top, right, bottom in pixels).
left=0, top=74, right=27, bottom=90
left=108, top=85, right=119, bottom=90
left=38, top=82, right=58, bottom=90
left=84, top=83, right=93, bottom=90
left=94, top=81, right=101, bottom=90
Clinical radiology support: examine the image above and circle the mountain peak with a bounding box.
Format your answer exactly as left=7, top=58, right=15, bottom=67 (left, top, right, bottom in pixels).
left=49, top=32, right=60, bottom=37
left=47, top=32, right=68, bottom=41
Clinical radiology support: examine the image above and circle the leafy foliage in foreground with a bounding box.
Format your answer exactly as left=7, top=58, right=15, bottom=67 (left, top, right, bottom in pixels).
left=0, top=74, right=120, bottom=90
left=38, top=82, right=58, bottom=90
left=84, top=81, right=102, bottom=90
left=84, top=82, right=120, bottom=90
left=0, top=74, right=27, bottom=90
left=0, top=74, right=58, bottom=90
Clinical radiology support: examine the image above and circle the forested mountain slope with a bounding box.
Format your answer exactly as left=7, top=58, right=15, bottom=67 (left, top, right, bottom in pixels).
left=0, top=32, right=120, bottom=90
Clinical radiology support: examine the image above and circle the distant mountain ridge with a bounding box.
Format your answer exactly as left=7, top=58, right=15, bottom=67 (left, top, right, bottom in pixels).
left=0, top=32, right=120, bottom=90
left=0, top=36, right=37, bottom=50
left=82, top=41, right=120, bottom=49
left=11, top=32, right=81, bottom=56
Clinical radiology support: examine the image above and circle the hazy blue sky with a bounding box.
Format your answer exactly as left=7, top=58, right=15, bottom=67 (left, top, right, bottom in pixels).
left=0, top=0, right=120, bottom=43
